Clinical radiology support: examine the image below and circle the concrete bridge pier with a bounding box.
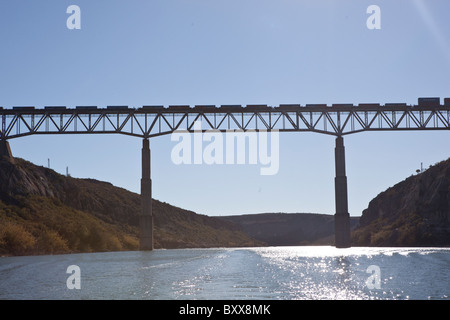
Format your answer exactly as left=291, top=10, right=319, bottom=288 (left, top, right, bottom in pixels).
left=334, top=136, right=351, bottom=248
left=0, top=139, right=13, bottom=161
left=140, top=138, right=153, bottom=250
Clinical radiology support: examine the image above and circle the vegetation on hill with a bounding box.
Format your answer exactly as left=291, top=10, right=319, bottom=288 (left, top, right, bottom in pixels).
left=0, top=157, right=261, bottom=256
left=352, top=158, right=450, bottom=246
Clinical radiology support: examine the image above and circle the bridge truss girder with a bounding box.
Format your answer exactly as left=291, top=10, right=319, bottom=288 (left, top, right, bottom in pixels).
left=1, top=107, right=450, bottom=140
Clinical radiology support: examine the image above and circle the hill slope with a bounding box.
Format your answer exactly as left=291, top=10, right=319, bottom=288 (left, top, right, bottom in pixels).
left=0, top=156, right=261, bottom=255
left=352, top=158, right=450, bottom=246
left=221, top=213, right=359, bottom=246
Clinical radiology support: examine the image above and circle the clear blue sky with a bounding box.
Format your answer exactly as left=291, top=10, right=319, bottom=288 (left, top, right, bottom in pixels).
left=1, top=0, right=449, bottom=217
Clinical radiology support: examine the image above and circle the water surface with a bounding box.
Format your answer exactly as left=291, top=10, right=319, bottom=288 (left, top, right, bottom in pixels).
left=0, top=246, right=448, bottom=300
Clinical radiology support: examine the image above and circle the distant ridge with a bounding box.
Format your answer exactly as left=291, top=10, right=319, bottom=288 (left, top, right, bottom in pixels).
left=0, top=156, right=261, bottom=256
left=221, top=212, right=359, bottom=246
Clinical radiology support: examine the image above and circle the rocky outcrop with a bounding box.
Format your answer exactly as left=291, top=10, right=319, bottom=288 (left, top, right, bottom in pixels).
left=352, top=158, right=450, bottom=246
left=0, top=157, right=261, bottom=255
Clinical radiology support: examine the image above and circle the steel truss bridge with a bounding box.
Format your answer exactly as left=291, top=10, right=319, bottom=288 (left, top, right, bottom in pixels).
left=1, top=99, right=449, bottom=249
left=1, top=103, right=450, bottom=139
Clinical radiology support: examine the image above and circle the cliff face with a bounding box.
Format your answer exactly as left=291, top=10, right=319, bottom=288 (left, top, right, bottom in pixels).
left=0, top=157, right=261, bottom=255
left=352, top=158, right=450, bottom=246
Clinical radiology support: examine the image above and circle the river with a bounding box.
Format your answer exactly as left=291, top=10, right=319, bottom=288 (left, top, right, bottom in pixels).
left=0, top=246, right=448, bottom=300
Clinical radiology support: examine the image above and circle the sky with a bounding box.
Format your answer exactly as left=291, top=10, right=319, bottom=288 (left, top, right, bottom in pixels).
left=0, top=0, right=449, bottom=217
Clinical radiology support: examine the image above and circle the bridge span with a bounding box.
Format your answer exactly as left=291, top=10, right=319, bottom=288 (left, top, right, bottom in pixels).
left=1, top=98, right=449, bottom=249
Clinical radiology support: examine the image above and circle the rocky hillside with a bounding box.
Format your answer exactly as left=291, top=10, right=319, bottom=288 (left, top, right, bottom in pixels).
left=0, top=156, right=261, bottom=256
left=221, top=213, right=359, bottom=246
left=352, top=158, right=450, bottom=246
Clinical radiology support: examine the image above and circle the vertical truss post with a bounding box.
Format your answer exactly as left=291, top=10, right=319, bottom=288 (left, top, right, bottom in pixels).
left=334, top=136, right=351, bottom=248
left=140, top=138, right=153, bottom=250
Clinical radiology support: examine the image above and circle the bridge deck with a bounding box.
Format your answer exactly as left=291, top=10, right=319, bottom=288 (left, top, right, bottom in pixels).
left=1, top=102, right=449, bottom=139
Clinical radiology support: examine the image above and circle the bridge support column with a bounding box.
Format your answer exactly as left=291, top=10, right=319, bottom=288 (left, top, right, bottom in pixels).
left=334, top=136, right=351, bottom=248
left=140, top=138, right=153, bottom=250
left=0, top=140, right=14, bottom=162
